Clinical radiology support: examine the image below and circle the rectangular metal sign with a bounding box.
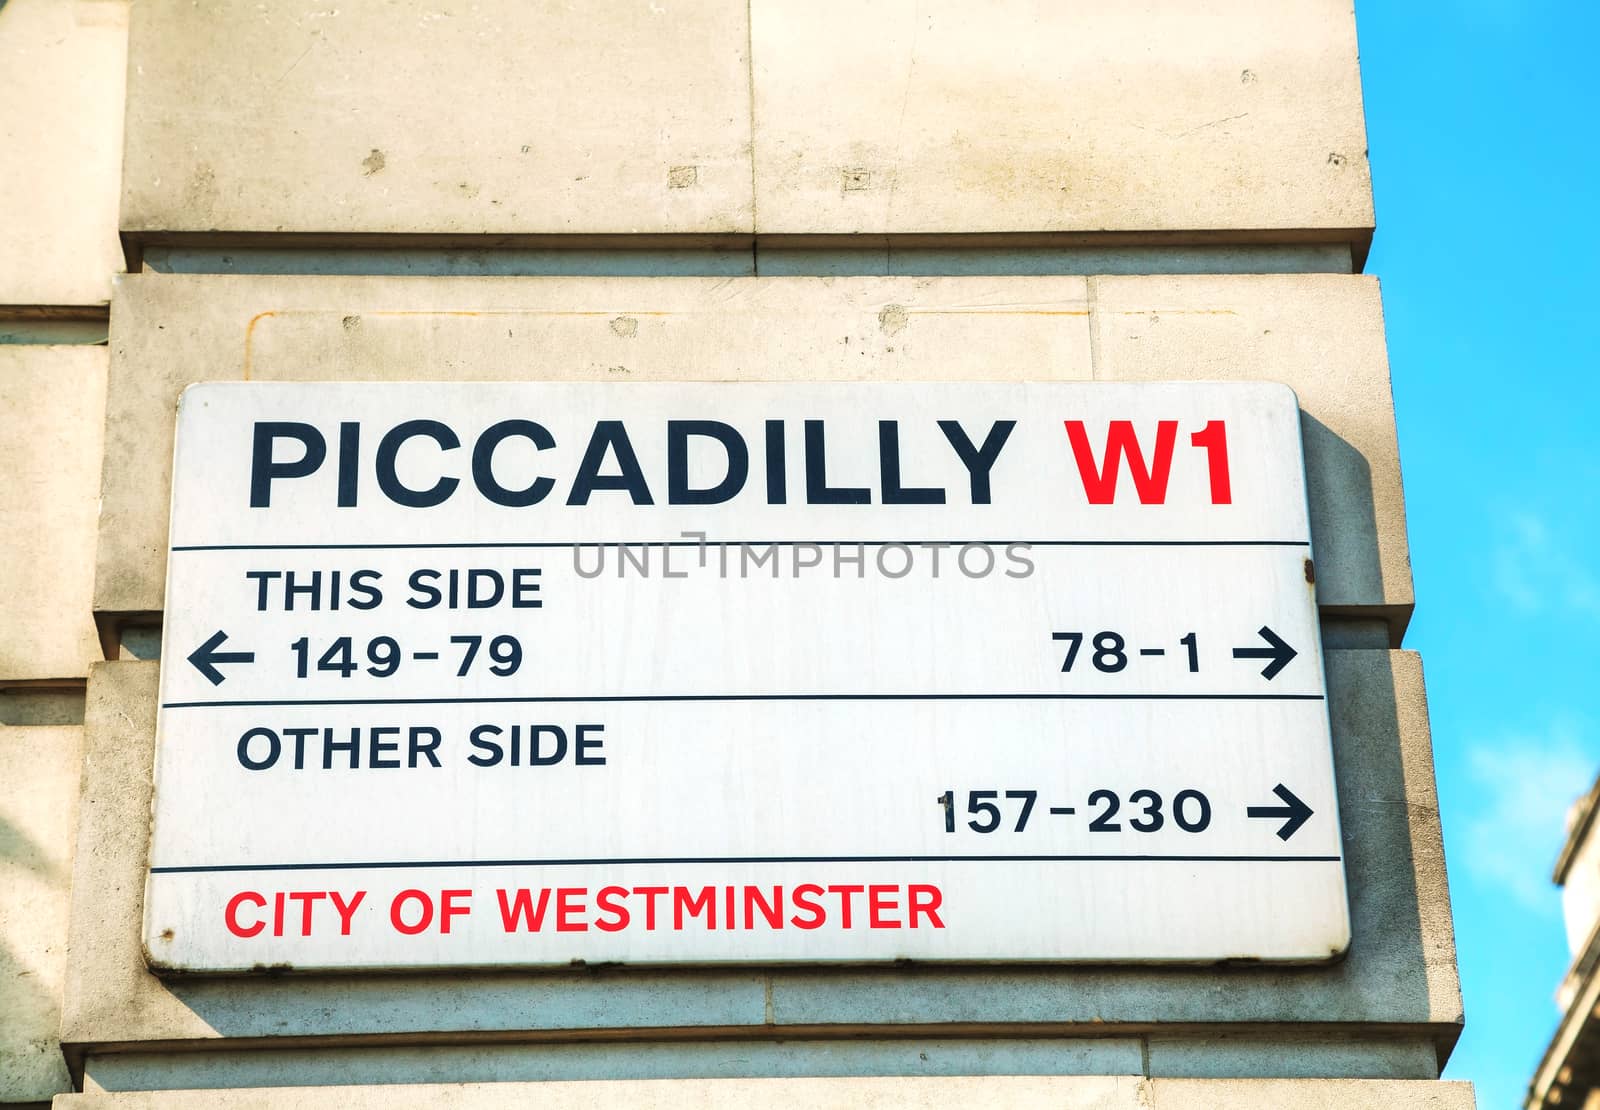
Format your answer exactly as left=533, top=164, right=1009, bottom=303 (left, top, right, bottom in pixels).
left=146, top=381, right=1348, bottom=971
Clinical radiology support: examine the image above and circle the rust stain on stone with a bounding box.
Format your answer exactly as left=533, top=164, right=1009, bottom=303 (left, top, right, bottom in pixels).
left=241, top=310, right=280, bottom=380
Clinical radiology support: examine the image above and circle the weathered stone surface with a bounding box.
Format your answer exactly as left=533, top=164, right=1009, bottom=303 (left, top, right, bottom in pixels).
left=53, top=1076, right=1476, bottom=1108
left=0, top=0, right=127, bottom=306
left=1151, top=1078, right=1475, bottom=1108
left=118, top=1, right=1372, bottom=247
left=71, top=1035, right=1444, bottom=1091
left=756, top=244, right=1356, bottom=277
left=120, top=1, right=754, bottom=238
left=1143, top=1034, right=1438, bottom=1080
left=0, top=725, right=83, bottom=1103
left=78, top=1039, right=1145, bottom=1092
left=751, top=0, right=1373, bottom=241
left=0, top=346, right=107, bottom=682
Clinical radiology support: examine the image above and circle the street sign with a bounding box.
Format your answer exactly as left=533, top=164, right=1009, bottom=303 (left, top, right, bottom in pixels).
left=144, top=381, right=1348, bottom=972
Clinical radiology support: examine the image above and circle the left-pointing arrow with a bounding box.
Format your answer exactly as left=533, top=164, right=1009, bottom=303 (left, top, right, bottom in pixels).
left=188, top=630, right=255, bottom=686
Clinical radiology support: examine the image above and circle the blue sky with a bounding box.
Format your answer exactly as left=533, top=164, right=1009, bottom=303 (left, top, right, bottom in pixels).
left=1358, top=1, right=1600, bottom=1105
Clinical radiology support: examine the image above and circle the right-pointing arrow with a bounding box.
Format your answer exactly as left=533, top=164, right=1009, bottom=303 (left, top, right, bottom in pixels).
left=1246, top=783, right=1314, bottom=841
left=1232, top=625, right=1298, bottom=680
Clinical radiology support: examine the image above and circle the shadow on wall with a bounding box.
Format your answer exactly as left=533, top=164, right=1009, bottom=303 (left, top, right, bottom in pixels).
left=1301, top=412, right=1391, bottom=631
left=0, top=804, right=72, bottom=1094
left=0, top=811, right=59, bottom=879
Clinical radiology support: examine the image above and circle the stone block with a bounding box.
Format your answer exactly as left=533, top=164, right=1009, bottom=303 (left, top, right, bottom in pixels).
left=117, top=1, right=1375, bottom=247
left=78, top=1039, right=1144, bottom=1092
left=1151, top=1078, right=1475, bottom=1108
left=756, top=244, right=1356, bottom=278
left=1143, top=1034, right=1438, bottom=1079
left=120, top=1, right=753, bottom=238
left=0, top=725, right=83, bottom=1103
left=750, top=0, right=1373, bottom=242
left=0, top=0, right=127, bottom=306
left=51, top=1077, right=1477, bottom=1107
left=0, top=346, right=108, bottom=682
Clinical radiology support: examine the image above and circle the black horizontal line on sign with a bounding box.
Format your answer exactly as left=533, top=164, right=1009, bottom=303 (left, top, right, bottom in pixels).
left=168, top=538, right=1312, bottom=552
left=150, top=853, right=1344, bottom=875
left=160, top=692, right=1327, bottom=709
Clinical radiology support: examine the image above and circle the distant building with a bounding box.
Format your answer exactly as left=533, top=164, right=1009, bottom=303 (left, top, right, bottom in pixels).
left=1528, top=776, right=1600, bottom=1107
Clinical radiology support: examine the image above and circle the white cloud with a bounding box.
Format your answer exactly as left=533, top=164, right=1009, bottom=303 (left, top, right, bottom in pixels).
left=1463, top=722, right=1597, bottom=913
left=1492, top=512, right=1600, bottom=621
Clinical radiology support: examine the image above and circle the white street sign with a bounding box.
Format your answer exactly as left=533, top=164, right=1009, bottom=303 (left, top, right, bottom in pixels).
left=145, top=381, right=1348, bottom=972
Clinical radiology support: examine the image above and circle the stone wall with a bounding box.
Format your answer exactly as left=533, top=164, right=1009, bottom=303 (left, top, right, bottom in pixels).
left=0, top=2, right=1469, bottom=1105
